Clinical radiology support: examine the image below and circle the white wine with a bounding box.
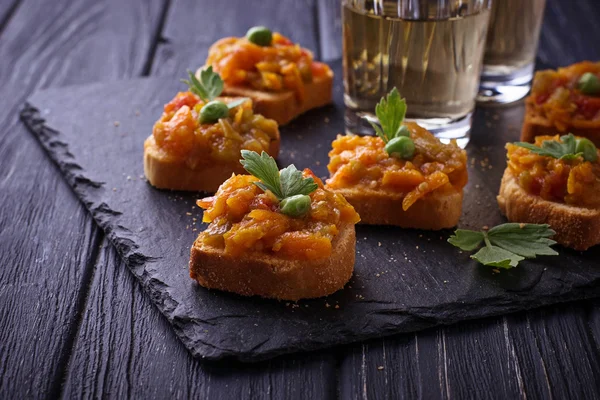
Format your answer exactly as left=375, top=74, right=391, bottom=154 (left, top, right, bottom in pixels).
left=342, top=0, right=491, bottom=143
left=477, top=0, right=546, bottom=104
left=484, top=0, right=546, bottom=74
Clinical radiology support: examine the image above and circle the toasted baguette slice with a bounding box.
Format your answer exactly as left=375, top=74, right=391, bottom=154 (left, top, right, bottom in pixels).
left=331, top=187, right=463, bottom=230
left=189, top=223, right=355, bottom=301
left=497, top=169, right=600, bottom=251
left=197, top=69, right=333, bottom=126
left=521, top=113, right=600, bottom=147
left=144, top=135, right=280, bottom=192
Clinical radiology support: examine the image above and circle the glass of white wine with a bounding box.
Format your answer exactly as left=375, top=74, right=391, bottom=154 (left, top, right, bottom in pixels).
left=342, top=0, right=492, bottom=148
left=477, top=0, right=547, bottom=104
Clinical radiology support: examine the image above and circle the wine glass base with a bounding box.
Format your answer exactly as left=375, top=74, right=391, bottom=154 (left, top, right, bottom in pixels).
left=345, top=109, right=472, bottom=149
left=477, top=62, right=534, bottom=105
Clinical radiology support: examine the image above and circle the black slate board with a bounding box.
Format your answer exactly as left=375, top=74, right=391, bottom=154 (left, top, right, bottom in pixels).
left=21, top=63, right=600, bottom=361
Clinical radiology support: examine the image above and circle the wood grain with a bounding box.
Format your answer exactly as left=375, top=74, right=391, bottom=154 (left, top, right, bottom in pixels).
left=152, top=0, right=321, bottom=76
left=62, top=242, right=336, bottom=399
left=538, top=1, right=600, bottom=67
left=60, top=0, right=337, bottom=398
left=0, top=0, right=164, bottom=397
left=0, top=0, right=20, bottom=37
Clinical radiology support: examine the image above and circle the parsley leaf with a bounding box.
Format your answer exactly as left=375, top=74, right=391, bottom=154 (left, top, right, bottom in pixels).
left=514, top=134, right=582, bottom=160
left=368, top=88, right=407, bottom=143
left=447, top=229, right=484, bottom=251
left=486, top=223, right=558, bottom=258
left=471, top=246, right=524, bottom=269
left=239, top=151, right=318, bottom=202
left=448, top=223, right=558, bottom=268
left=240, top=150, right=283, bottom=199
left=280, top=164, right=318, bottom=198
left=181, top=67, right=224, bottom=102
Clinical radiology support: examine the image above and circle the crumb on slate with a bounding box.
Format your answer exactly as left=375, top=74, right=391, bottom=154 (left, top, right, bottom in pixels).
left=113, top=121, right=120, bottom=127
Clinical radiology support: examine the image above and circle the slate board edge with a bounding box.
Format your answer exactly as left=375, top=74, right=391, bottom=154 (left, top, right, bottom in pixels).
left=20, top=102, right=600, bottom=362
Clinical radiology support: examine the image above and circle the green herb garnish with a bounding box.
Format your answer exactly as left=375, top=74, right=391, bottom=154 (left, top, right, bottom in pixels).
left=369, top=88, right=407, bottom=143
left=181, top=68, right=249, bottom=123
left=369, top=88, right=415, bottom=159
left=182, top=67, right=223, bottom=103
left=514, top=133, right=582, bottom=161
left=240, top=150, right=318, bottom=217
left=448, top=223, right=558, bottom=269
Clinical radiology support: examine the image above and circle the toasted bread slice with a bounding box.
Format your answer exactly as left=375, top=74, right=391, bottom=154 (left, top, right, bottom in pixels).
left=189, top=223, right=355, bottom=301
left=331, top=187, right=463, bottom=230
left=197, top=69, right=333, bottom=126
left=521, top=112, right=600, bottom=147
left=497, top=168, right=600, bottom=251
left=143, top=135, right=280, bottom=192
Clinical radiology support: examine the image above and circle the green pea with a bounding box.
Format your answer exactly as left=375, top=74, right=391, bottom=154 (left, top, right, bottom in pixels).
left=575, top=137, right=598, bottom=162
left=578, top=72, right=600, bottom=96
left=199, top=100, right=229, bottom=124
left=385, top=136, right=415, bottom=159
left=246, top=26, right=272, bottom=46
left=396, top=125, right=411, bottom=137
left=280, top=194, right=311, bottom=217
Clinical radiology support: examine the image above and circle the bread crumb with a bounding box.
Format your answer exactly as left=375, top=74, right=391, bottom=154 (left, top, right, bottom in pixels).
left=112, top=188, right=117, bottom=191
left=186, top=212, right=192, bottom=216
left=324, top=117, right=330, bottom=123
left=334, top=305, right=339, bottom=309
left=325, top=303, right=331, bottom=308
left=377, top=366, right=384, bottom=370
left=482, top=225, right=489, bottom=230
left=492, top=268, right=500, bottom=274
left=113, top=121, right=120, bottom=127
left=378, top=242, right=381, bottom=247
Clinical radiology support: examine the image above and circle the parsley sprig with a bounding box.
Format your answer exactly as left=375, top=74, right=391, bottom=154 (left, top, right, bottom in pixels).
left=368, top=88, right=408, bottom=143
left=448, top=223, right=558, bottom=269
left=514, top=134, right=581, bottom=160
left=240, top=151, right=318, bottom=217
left=181, top=67, right=247, bottom=110
left=368, top=88, right=415, bottom=159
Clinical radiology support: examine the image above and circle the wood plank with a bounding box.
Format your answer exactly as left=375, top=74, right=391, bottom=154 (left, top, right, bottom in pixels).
left=316, top=0, right=341, bottom=61
left=62, top=0, right=337, bottom=397
left=0, top=0, right=20, bottom=37
left=63, top=241, right=336, bottom=399
left=537, top=0, right=600, bottom=66
left=339, top=305, right=600, bottom=400
left=507, top=304, right=600, bottom=399
left=0, top=0, right=165, bottom=397
left=152, top=0, right=321, bottom=76
left=338, top=318, right=527, bottom=400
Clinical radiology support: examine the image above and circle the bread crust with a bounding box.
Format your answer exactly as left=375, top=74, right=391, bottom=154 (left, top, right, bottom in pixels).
left=189, top=223, right=355, bottom=301
left=521, top=112, right=600, bottom=147
left=497, top=168, right=600, bottom=251
left=198, top=69, right=334, bottom=126
left=329, top=187, right=463, bottom=230
left=143, top=135, right=280, bottom=193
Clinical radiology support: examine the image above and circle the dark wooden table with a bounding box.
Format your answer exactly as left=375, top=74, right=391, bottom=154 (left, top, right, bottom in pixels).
left=1, top=0, right=599, bottom=398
